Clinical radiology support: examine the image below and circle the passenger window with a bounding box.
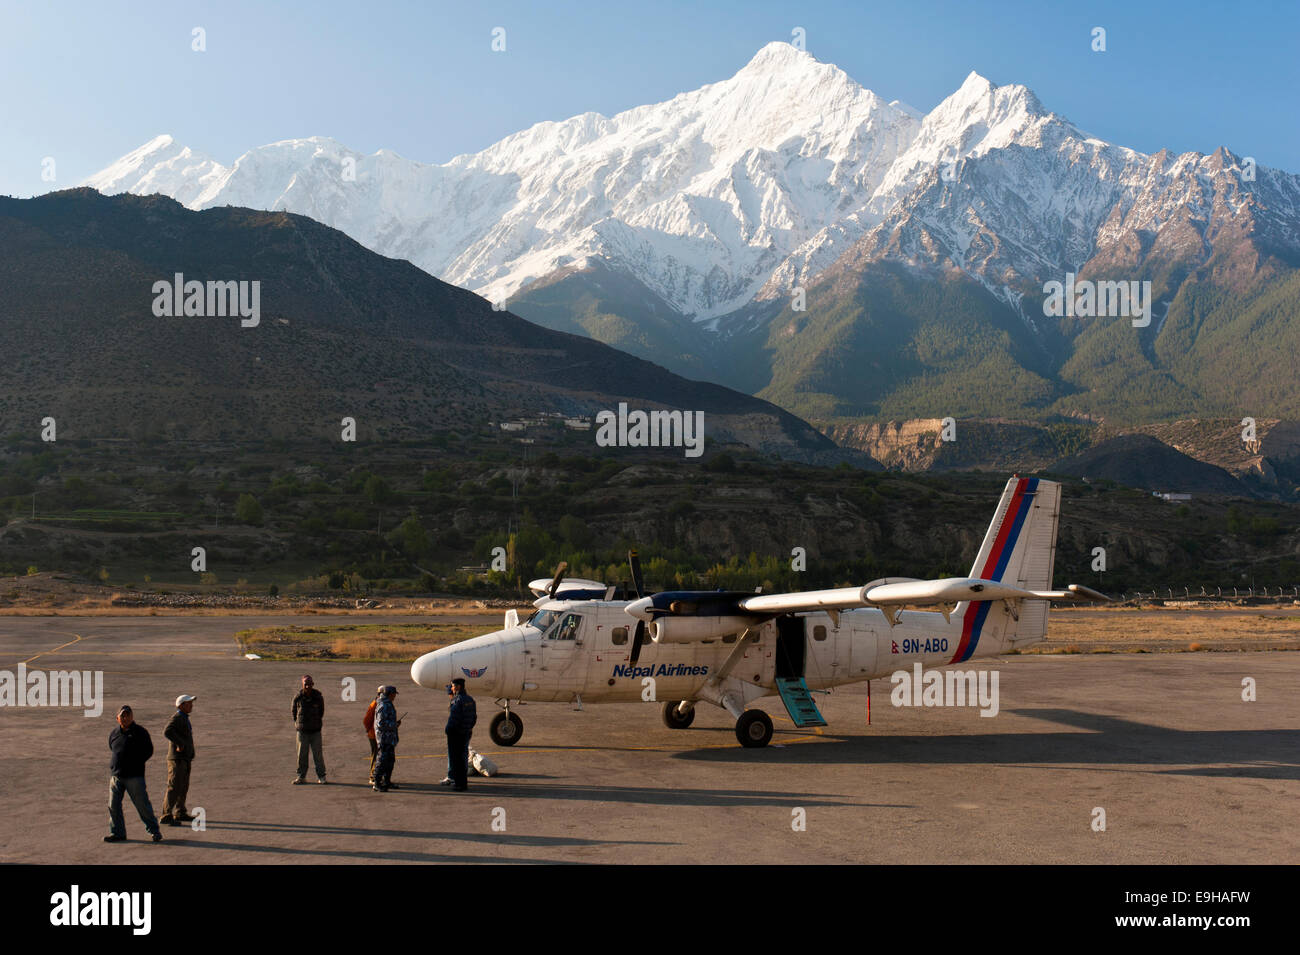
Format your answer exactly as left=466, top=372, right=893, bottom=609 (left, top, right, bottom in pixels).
left=813, top=625, right=827, bottom=641
left=611, top=627, right=628, bottom=646
left=722, top=633, right=737, bottom=644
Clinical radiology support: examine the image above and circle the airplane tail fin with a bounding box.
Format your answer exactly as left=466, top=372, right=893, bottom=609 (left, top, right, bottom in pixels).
left=966, top=477, right=1061, bottom=592
left=950, top=477, right=1061, bottom=660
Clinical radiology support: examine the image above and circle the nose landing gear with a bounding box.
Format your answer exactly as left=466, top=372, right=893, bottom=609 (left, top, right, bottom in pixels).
left=661, top=700, right=696, bottom=729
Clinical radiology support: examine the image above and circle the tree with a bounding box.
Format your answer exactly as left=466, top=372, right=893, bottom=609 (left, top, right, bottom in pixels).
left=558, top=514, right=592, bottom=550
left=364, top=475, right=392, bottom=505
left=511, top=521, right=556, bottom=577
left=394, top=514, right=429, bottom=558
left=235, top=493, right=263, bottom=526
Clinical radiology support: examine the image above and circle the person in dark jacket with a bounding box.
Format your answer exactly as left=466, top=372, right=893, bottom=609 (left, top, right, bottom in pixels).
left=105, top=705, right=162, bottom=843
left=292, top=675, right=327, bottom=784
left=373, top=686, right=400, bottom=792
left=445, top=678, right=477, bottom=792
left=161, top=694, right=197, bottom=825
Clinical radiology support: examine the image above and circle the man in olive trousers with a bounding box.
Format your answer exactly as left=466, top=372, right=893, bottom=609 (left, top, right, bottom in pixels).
left=161, top=694, right=196, bottom=825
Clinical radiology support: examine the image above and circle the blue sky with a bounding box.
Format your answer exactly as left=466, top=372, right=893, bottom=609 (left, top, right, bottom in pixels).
left=2, top=0, right=1297, bottom=197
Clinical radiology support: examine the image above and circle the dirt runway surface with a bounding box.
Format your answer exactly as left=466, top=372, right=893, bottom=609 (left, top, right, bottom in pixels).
left=1, top=614, right=1296, bottom=864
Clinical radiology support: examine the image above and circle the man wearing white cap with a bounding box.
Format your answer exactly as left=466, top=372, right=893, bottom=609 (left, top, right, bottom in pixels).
left=160, top=694, right=196, bottom=825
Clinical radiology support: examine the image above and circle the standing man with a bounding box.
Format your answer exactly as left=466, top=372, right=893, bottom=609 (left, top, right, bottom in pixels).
left=105, top=705, right=162, bottom=843
left=363, top=686, right=382, bottom=785
left=373, top=686, right=400, bottom=792
left=439, top=682, right=456, bottom=786
left=445, top=678, right=477, bottom=792
left=292, top=675, right=327, bottom=784
left=160, top=694, right=196, bottom=826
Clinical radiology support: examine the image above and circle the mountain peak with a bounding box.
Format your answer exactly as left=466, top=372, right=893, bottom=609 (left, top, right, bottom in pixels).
left=83, top=135, right=224, bottom=205
left=719, top=41, right=890, bottom=128
left=957, top=70, right=994, bottom=94
left=742, top=41, right=816, bottom=71
left=923, top=69, right=1054, bottom=140
left=111, top=134, right=186, bottom=165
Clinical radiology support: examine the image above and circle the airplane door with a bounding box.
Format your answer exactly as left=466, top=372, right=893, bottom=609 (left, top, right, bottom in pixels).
left=538, top=610, right=589, bottom=700
left=521, top=625, right=542, bottom=693
left=775, top=616, right=805, bottom=680
left=850, top=618, right=880, bottom=678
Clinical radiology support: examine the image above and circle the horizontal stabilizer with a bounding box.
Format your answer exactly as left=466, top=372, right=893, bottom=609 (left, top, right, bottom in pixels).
left=1030, top=584, right=1111, bottom=602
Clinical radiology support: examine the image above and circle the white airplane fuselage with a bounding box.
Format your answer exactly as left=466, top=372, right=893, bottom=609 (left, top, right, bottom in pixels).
left=411, top=597, right=1035, bottom=705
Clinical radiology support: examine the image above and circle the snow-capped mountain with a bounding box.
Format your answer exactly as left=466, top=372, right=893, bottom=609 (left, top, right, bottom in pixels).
left=836, top=95, right=1300, bottom=326
left=86, top=42, right=1300, bottom=324
left=85, top=41, right=1300, bottom=423
left=87, top=42, right=925, bottom=320
left=89, top=135, right=228, bottom=208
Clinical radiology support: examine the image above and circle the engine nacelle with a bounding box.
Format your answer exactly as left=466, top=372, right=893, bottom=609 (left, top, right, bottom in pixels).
left=648, top=615, right=755, bottom=644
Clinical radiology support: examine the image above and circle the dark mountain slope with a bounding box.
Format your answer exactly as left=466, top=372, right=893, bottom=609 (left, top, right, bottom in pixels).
left=1050, top=434, right=1248, bottom=495
left=0, top=190, right=839, bottom=459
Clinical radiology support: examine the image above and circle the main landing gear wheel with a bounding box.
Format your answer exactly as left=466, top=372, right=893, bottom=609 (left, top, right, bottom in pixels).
left=489, top=711, right=523, bottom=746
left=735, top=709, right=773, bottom=748
left=662, top=701, right=696, bottom=729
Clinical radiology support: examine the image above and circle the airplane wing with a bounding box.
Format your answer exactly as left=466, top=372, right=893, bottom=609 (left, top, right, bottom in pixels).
left=526, top=576, right=608, bottom=598
left=738, top=578, right=1109, bottom=616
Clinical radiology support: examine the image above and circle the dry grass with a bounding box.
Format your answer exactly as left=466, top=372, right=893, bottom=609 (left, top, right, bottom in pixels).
left=0, top=603, right=523, bottom=617
left=1033, top=608, right=1300, bottom=653
left=234, top=623, right=487, bottom=662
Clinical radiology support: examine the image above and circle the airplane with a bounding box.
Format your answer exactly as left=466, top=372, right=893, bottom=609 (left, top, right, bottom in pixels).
left=411, top=476, right=1108, bottom=747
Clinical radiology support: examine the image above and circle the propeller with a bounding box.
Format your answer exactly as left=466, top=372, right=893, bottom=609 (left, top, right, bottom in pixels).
left=546, top=561, right=569, bottom=598
left=630, top=620, right=646, bottom=664
left=628, top=550, right=644, bottom=599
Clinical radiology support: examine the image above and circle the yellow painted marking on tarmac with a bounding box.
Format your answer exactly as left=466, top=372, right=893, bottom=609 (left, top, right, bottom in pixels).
left=16, top=632, right=83, bottom=666
left=10, top=631, right=232, bottom=667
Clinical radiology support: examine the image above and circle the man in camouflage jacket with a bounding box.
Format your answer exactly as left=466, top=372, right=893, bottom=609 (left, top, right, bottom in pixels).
left=373, top=686, right=400, bottom=792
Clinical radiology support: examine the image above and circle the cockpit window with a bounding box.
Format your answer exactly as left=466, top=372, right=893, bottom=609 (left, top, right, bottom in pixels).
left=527, top=609, right=557, bottom=633
left=548, top=613, right=582, bottom=641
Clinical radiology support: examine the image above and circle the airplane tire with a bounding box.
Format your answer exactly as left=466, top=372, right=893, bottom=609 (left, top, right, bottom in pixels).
left=489, top=711, right=523, bottom=747
left=735, top=709, right=773, bottom=748
left=662, top=701, right=696, bottom=729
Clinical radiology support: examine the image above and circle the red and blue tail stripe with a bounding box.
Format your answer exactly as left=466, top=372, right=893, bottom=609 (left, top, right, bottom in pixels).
left=948, top=477, right=1038, bottom=664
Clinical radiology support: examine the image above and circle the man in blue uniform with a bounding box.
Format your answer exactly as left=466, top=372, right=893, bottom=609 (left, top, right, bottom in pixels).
left=105, top=705, right=162, bottom=843
left=373, top=686, right=400, bottom=792
left=445, top=678, right=477, bottom=792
